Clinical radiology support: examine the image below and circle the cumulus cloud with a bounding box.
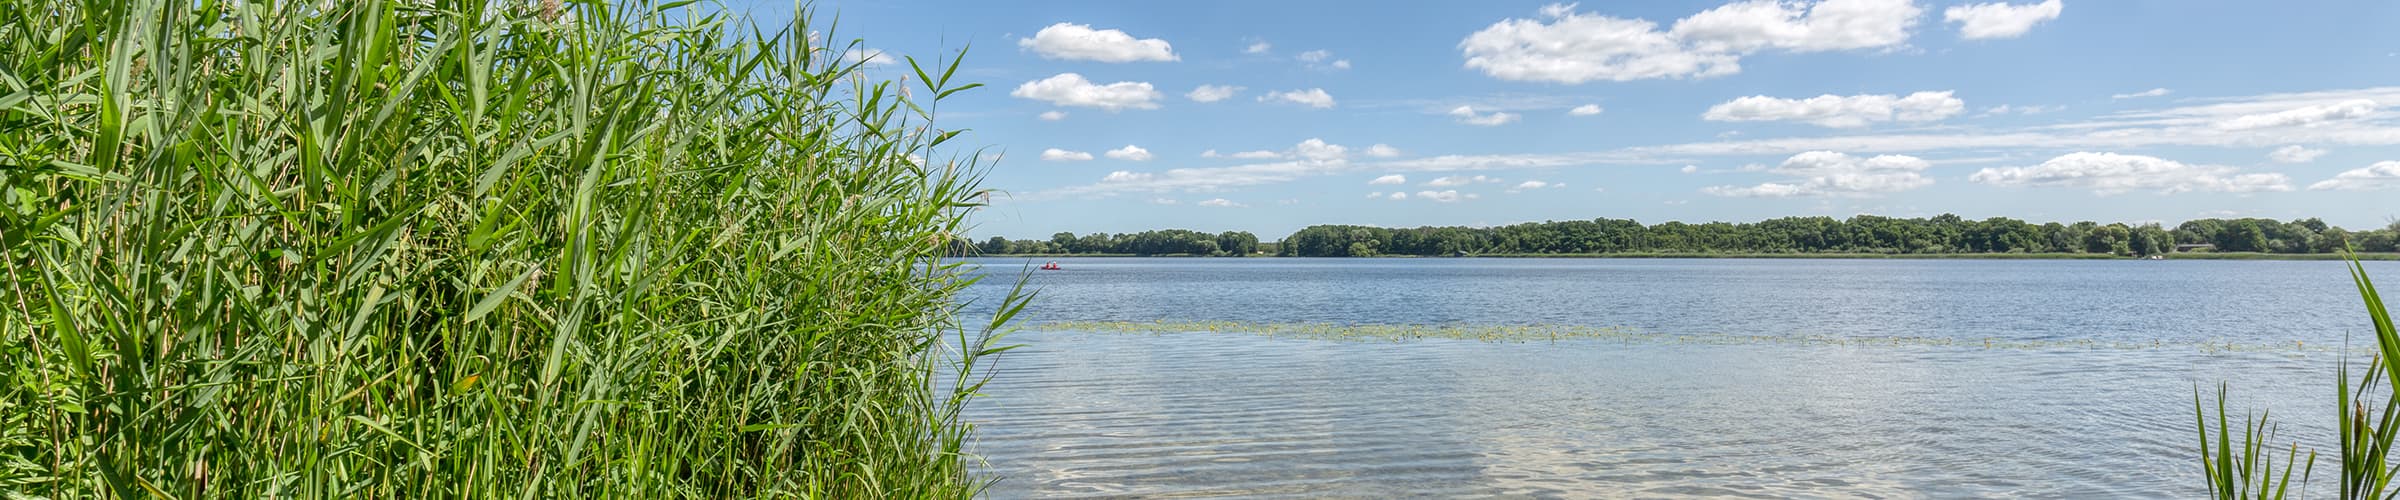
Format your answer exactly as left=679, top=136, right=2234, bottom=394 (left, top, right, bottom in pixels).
left=1102, top=171, right=1152, bottom=182
left=1244, top=40, right=1272, bottom=54
left=1459, top=0, right=1919, bottom=83
left=2112, top=88, right=2172, bottom=99
left=841, top=48, right=894, bottom=66
left=1369, top=174, right=1408, bottom=185
left=1702, top=151, right=1933, bottom=197
left=1426, top=174, right=1502, bottom=187
left=1018, top=23, right=1178, bottom=62
left=1570, top=104, right=1605, bottom=116
left=1416, top=190, right=1477, bottom=203
left=1703, top=91, right=1966, bottom=128
left=1187, top=84, right=1244, bottom=103
left=1944, top=0, right=2064, bottom=40
left=1041, top=148, right=1094, bottom=161
left=1261, top=88, right=1337, bottom=108
left=2309, top=161, right=2400, bottom=191
left=1365, top=144, right=1402, bottom=158
left=2268, top=145, right=2327, bottom=163
left=1681, top=165, right=1701, bottom=173
left=1388, top=192, right=1410, bottom=200
left=1038, top=110, right=1068, bottom=121
left=1448, top=105, right=1522, bottom=126
left=1011, top=73, right=1162, bottom=111
left=1293, top=138, right=1349, bottom=162
left=1151, top=198, right=1180, bottom=205
left=1105, top=145, right=1154, bottom=161
left=1229, top=150, right=1283, bottom=159
left=1197, top=198, right=1246, bottom=207
left=1969, top=152, right=2293, bottom=194
left=1509, top=180, right=1563, bottom=193
left=1979, top=104, right=2061, bottom=116
left=2216, top=99, right=2379, bottom=130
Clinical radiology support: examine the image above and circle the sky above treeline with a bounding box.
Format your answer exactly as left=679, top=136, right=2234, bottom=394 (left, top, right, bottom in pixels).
left=726, top=0, right=2400, bottom=239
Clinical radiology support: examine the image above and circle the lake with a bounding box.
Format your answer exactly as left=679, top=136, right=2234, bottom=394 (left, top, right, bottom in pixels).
left=958, top=257, right=2399, bottom=498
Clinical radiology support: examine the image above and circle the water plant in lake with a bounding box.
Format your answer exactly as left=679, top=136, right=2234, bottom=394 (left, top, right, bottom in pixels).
left=0, top=0, right=1025, bottom=497
left=2195, top=255, right=2397, bottom=499
left=1034, top=320, right=2334, bottom=352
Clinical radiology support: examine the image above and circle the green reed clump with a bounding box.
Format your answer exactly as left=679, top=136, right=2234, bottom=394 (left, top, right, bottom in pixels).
left=2193, top=256, right=2396, bottom=499
left=1, top=0, right=1024, bottom=497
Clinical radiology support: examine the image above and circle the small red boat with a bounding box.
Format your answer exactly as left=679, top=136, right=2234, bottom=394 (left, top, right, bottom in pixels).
left=1039, top=261, right=1062, bottom=271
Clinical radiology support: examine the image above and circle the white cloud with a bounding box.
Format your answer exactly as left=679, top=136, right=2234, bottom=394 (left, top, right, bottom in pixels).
left=1011, top=73, right=1162, bottom=111
left=1018, top=23, right=1178, bottom=62
left=2309, top=161, right=2400, bottom=191
left=1388, top=192, right=1410, bottom=200
left=1366, top=191, right=1383, bottom=198
left=2112, top=88, right=2171, bottom=99
left=1245, top=40, right=1272, bottom=54
left=1365, top=144, right=1402, bottom=158
left=1979, top=104, right=2061, bottom=116
left=1105, top=145, right=1154, bottom=161
left=1261, top=88, right=1337, bottom=108
left=1427, top=175, right=1501, bottom=187
left=2216, top=99, right=2379, bottom=130
left=1509, top=180, right=1563, bottom=193
left=2268, top=145, right=2327, bottom=164
left=1297, top=50, right=1352, bottom=70
left=1681, top=165, right=1701, bottom=173
left=1943, top=0, right=2063, bottom=40
left=1459, top=0, right=1919, bottom=83
left=1448, top=105, right=1522, bottom=126
left=1293, top=138, right=1349, bottom=162
left=1570, top=104, right=1605, bottom=116
left=1229, top=150, right=1283, bottom=159
left=1703, top=91, right=1965, bottom=128
left=1197, top=198, right=1246, bottom=208
left=1702, top=151, right=1933, bottom=197
left=842, top=48, right=894, bottom=66
left=1369, top=174, right=1408, bottom=185
left=1150, top=198, right=1180, bottom=205
left=1969, top=152, right=2294, bottom=194
left=1102, top=171, right=1152, bottom=182
left=1671, top=0, right=1922, bottom=53
left=1415, top=190, right=1477, bottom=203
left=1038, top=110, right=1068, bottom=121
left=1187, top=84, right=1244, bottom=103
left=1041, top=148, right=1094, bottom=161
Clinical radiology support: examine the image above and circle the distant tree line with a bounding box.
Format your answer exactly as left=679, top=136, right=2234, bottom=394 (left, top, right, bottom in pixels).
left=1272, top=215, right=2400, bottom=257
left=972, top=229, right=1262, bottom=256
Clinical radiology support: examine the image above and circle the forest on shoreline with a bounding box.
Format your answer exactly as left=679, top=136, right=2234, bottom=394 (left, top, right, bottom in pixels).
left=967, top=215, right=2400, bottom=258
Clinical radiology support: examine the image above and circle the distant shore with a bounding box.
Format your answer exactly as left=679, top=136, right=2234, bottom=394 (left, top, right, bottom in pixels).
left=972, top=252, right=2400, bottom=261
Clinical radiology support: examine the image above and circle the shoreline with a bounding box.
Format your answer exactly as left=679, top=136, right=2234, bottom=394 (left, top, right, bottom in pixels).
left=971, top=252, right=2400, bottom=261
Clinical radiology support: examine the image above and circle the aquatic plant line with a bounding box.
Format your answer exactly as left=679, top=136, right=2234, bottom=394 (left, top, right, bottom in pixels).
left=1, top=0, right=1027, bottom=497
left=2195, top=255, right=2398, bottom=499
left=1032, top=320, right=2341, bottom=353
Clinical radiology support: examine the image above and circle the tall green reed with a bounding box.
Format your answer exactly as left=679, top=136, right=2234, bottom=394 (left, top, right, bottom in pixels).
left=2196, top=255, right=2397, bottom=499
left=1, top=0, right=1023, bottom=497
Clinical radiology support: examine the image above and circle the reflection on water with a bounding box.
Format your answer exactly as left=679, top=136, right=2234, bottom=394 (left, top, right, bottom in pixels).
left=957, top=258, right=2393, bottom=498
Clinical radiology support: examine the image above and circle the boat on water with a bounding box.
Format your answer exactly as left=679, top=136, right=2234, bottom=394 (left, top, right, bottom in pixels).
left=1040, top=261, right=1062, bottom=270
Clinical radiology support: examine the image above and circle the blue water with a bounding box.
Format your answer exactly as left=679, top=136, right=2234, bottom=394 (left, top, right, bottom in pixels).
left=958, top=258, right=2399, bottom=498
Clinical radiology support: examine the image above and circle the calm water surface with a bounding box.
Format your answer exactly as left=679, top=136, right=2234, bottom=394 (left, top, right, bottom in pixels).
left=959, top=258, right=2399, bottom=498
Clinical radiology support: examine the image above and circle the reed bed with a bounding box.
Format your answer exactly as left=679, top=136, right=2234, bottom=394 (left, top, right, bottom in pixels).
left=1, top=0, right=1023, bottom=497
left=1033, top=320, right=2339, bottom=352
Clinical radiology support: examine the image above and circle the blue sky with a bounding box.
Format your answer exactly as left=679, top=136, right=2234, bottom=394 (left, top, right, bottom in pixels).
left=728, top=0, right=2400, bottom=239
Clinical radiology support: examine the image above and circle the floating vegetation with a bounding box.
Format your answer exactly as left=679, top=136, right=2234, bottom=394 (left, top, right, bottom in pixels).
left=1032, top=320, right=2342, bottom=353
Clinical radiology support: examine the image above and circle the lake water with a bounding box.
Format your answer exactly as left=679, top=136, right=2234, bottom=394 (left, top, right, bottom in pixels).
left=958, top=258, right=2400, bottom=498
